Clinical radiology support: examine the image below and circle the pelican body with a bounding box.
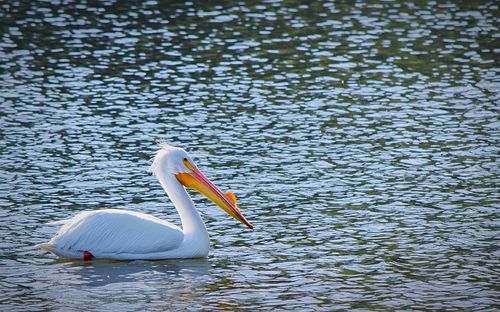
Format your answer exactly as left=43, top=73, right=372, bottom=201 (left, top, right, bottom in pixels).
left=39, top=144, right=253, bottom=260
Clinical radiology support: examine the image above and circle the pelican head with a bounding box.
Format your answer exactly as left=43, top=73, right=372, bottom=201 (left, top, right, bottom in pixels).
left=150, top=143, right=253, bottom=229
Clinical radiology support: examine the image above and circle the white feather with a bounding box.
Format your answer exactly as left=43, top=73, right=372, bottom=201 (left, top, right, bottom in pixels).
left=46, top=219, right=70, bottom=225
left=39, top=144, right=211, bottom=260
left=47, top=209, right=184, bottom=259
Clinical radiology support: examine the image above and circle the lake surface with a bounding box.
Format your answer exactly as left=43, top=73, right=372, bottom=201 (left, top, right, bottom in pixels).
left=1, top=1, right=499, bottom=310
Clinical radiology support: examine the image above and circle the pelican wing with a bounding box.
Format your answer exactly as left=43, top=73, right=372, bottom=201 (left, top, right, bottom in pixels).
left=47, top=209, right=184, bottom=258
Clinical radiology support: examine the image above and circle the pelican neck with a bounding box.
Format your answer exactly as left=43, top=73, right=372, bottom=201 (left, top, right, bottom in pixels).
left=156, top=171, right=208, bottom=236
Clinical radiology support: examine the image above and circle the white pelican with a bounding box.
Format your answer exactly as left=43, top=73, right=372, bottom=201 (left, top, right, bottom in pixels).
left=38, top=143, right=253, bottom=260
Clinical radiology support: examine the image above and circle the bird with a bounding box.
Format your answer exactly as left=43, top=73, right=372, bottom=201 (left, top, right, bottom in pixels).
left=38, top=143, right=253, bottom=260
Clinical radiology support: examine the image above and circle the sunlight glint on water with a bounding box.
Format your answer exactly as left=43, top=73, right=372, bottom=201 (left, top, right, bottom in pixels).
left=0, top=1, right=498, bottom=310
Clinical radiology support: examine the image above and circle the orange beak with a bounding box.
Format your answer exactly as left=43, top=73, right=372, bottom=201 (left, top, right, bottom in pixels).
left=176, top=168, right=253, bottom=230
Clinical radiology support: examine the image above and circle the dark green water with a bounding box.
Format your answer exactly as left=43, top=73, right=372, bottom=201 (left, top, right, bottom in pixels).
left=1, top=1, right=499, bottom=311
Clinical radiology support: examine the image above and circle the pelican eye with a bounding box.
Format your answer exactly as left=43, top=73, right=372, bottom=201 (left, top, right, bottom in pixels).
left=183, top=157, right=194, bottom=170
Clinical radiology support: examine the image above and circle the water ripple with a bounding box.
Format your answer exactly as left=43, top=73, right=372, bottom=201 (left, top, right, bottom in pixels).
left=1, top=1, right=498, bottom=311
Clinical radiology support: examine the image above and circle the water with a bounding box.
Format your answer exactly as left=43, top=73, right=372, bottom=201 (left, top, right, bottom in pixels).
left=1, top=1, right=499, bottom=310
